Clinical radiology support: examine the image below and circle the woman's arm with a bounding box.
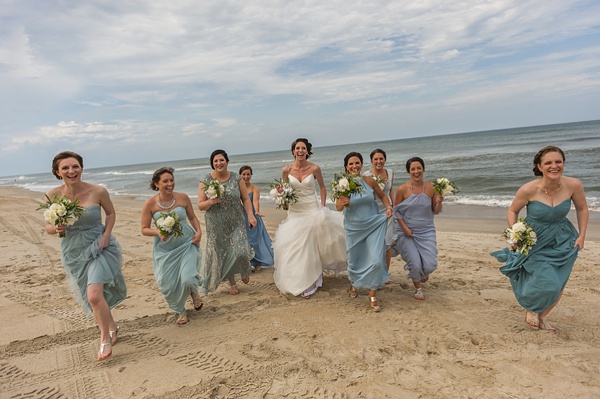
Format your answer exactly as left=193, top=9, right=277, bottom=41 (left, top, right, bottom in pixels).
left=570, top=177, right=589, bottom=250
left=252, top=185, right=263, bottom=217
left=507, top=183, right=533, bottom=226
left=98, top=185, right=116, bottom=248
left=393, top=184, right=413, bottom=237
left=197, top=181, right=220, bottom=211
left=141, top=197, right=163, bottom=239
left=313, top=165, right=327, bottom=206
left=183, top=194, right=203, bottom=245
left=427, top=183, right=443, bottom=214
left=239, top=179, right=257, bottom=228
left=364, top=175, right=392, bottom=218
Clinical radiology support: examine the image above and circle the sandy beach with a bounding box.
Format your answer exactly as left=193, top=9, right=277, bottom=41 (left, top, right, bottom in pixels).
left=1, top=186, right=598, bottom=399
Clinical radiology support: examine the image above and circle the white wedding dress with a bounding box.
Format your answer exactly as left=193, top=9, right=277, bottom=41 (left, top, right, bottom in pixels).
left=273, top=174, right=347, bottom=296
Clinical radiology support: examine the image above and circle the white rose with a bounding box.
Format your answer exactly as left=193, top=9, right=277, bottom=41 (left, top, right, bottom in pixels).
left=49, top=203, right=67, bottom=217
left=512, top=222, right=526, bottom=233
left=65, top=216, right=78, bottom=226
left=338, top=178, right=350, bottom=191
left=270, top=188, right=278, bottom=198
left=162, top=216, right=176, bottom=228
left=442, top=187, right=453, bottom=196
left=530, top=231, right=537, bottom=241
left=206, top=186, right=217, bottom=199
left=218, top=184, right=225, bottom=195
left=44, top=209, right=58, bottom=224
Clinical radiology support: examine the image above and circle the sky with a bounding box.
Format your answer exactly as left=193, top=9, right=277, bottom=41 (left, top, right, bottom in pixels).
left=1, top=0, right=599, bottom=176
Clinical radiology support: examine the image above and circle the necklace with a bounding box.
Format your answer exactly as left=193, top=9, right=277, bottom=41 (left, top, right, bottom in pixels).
left=543, top=185, right=561, bottom=197
left=157, top=196, right=175, bottom=209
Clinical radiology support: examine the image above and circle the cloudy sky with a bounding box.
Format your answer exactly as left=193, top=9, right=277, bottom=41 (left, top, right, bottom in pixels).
left=1, top=1, right=599, bottom=176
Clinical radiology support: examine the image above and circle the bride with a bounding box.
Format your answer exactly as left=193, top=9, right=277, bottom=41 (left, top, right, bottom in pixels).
left=273, top=138, right=347, bottom=298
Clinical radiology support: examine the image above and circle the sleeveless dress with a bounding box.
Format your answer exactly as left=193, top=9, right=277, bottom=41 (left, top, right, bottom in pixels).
left=344, top=176, right=389, bottom=290
left=61, top=206, right=127, bottom=317
left=273, top=174, right=347, bottom=296
left=244, top=192, right=274, bottom=267
left=490, top=199, right=579, bottom=313
left=363, top=169, right=398, bottom=248
left=201, top=172, right=253, bottom=293
left=392, top=187, right=438, bottom=282
left=152, top=206, right=203, bottom=314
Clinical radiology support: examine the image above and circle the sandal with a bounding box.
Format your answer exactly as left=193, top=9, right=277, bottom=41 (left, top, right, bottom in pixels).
left=191, top=292, right=203, bottom=311
left=301, top=293, right=312, bottom=299
left=229, top=284, right=239, bottom=295
left=109, top=326, right=120, bottom=345
left=98, top=341, right=112, bottom=361
left=349, top=286, right=358, bottom=298
left=414, top=287, right=424, bottom=300
left=242, top=275, right=250, bottom=284
left=369, top=296, right=381, bottom=312
left=176, top=312, right=188, bottom=325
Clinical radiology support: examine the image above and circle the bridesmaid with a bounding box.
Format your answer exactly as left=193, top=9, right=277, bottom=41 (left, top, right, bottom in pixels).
left=336, top=152, right=392, bottom=312
left=363, top=148, right=396, bottom=271
left=44, top=151, right=126, bottom=361
left=491, top=146, right=588, bottom=331
left=197, top=150, right=256, bottom=295
left=141, top=167, right=204, bottom=325
left=239, top=165, right=274, bottom=271
left=393, top=157, right=443, bottom=300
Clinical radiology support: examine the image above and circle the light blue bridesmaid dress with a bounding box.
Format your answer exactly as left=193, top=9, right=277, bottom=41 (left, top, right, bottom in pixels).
left=392, top=188, right=438, bottom=282
left=152, top=206, right=203, bottom=314
left=61, top=206, right=127, bottom=317
left=244, top=192, right=274, bottom=267
left=344, top=177, right=389, bottom=289
left=491, top=199, right=579, bottom=313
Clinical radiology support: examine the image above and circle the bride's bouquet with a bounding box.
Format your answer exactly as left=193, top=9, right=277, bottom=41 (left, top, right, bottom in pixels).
left=155, top=211, right=184, bottom=238
left=432, top=177, right=459, bottom=196
left=201, top=179, right=226, bottom=200
left=269, top=179, right=298, bottom=210
left=502, top=217, right=537, bottom=255
left=37, top=194, right=85, bottom=237
left=330, top=172, right=364, bottom=206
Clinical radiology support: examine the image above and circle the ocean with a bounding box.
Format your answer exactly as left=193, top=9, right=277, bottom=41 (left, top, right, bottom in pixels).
left=2, top=120, right=599, bottom=212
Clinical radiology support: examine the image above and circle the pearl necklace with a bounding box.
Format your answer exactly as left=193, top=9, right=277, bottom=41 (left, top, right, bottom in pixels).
left=157, top=197, right=175, bottom=209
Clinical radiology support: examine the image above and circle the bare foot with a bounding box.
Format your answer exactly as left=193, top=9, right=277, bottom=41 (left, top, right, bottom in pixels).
left=229, top=284, right=239, bottom=295
left=525, top=311, right=539, bottom=328
left=538, top=319, right=556, bottom=332
left=191, top=292, right=203, bottom=311
left=242, top=276, right=250, bottom=284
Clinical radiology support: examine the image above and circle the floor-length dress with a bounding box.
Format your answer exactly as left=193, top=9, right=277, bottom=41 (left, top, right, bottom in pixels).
left=344, top=177, right=389, bottom=289
left=61, top=206, right=127, bottom=317
left=392, top=188, right=438, bottom=282
left=201, top=172, right=253, bottom=293
left=244, top=192, right=274, bottom=267
left=152, top=206, right=203, bottom=314
left=273, top=174, right=347, bottom=296
left=491, top=199, right=579, bottom=313
left=364, top=169, right=397, bottom=248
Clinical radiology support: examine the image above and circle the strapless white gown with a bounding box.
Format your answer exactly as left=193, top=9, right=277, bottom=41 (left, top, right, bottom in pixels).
left=273, top=175, right=347, bottom=296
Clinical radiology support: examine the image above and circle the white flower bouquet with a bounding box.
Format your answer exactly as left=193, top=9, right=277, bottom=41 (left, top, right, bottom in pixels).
left=432, top=177, right=459, bottom=196
left=155, top=211, right=184, bottom=238
left=269, top=178, right=298, bottom=210
left=37, top=194, right=85, bottom=237
left=202, top=179, right=226, bottom=200
left=502, top=217, right=537, bottom=255
left=374, top=175, right=386, bottom=190
left=330, top=172, right=364, bottom=206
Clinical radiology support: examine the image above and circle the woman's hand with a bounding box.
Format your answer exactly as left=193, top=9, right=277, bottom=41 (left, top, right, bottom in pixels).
left=54, top=224, right=65, bottom=236
left=159, top=231, right=169, bottom=242
left=339, top=196, right=350, bottom=207
left=574, top=236, right=585, bottom=250
left=385, top=207, right=392, bottom=218
left=192, top=231, right=202, bottom=245
left=403, top=226, right=414, bottom=238
left=248, top=215, right=257, bottom=229
left=256, top=211, right=264, bottom=217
